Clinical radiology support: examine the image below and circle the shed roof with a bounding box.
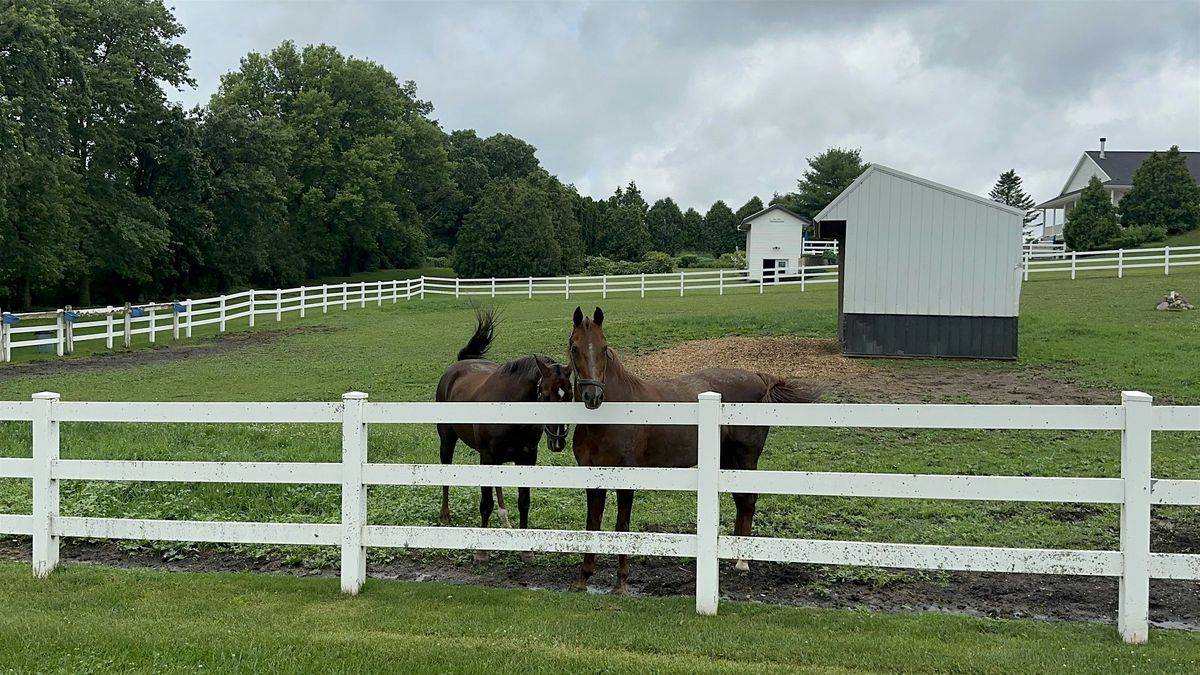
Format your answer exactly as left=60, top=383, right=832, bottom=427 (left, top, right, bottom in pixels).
left=736, top=204, right=811, bottom=231
left=814, top=164, right=1026, bottom=222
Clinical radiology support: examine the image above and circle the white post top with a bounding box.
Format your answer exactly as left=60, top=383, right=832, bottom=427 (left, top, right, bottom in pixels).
left=698, top=391, right=722, bottom=402
left=1121, top=391, right=1152, bottom=404
left=342, top=391, right=369, bottom=400
left=31, top=392, right=60, bottom=401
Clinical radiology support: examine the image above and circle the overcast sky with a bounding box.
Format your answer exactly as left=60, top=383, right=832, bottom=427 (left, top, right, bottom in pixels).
left=170, top=0, right=1200, bottom=211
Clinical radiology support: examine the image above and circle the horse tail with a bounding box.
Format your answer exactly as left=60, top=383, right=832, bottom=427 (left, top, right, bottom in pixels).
left=456, top=305, right=499, bottom=361
left=761, top=375, right=822, bottom=404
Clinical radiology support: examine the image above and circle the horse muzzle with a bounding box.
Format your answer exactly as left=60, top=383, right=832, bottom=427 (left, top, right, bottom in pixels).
left=544, top=425, right=568, bottom=452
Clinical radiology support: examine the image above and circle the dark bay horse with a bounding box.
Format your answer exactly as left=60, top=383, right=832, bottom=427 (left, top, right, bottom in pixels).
left=567, top=306, right=818, bottom=593
left=436, top=307, right=573, bottom=557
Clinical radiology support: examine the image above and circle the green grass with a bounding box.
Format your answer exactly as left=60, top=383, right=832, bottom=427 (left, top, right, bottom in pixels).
left=0, top=272, right=1197, bottom=571
left=1, top=562, right=1197, bottom=674
left=313, top=264, right=455, bottom=284
left=1137, top=229, right=1200, bottom=249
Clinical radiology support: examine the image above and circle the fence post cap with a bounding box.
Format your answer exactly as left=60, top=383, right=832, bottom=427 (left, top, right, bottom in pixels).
left=31, top=391, right=60, bottom=401
left=698, top=391, right=722, bottom=402
left=342, top=391, right=369, bottom=401
left=1121, top=391, right=1152, bottom=404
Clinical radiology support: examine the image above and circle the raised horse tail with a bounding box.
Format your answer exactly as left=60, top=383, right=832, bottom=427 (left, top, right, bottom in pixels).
left=456, top=305, right=499, bottom=361
left=760, top=375, right=822, bottom=404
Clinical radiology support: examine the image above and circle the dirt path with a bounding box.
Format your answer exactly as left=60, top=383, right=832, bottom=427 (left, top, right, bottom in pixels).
left=1, top=539, right=1195, bottom=630
left=0, top=327, right=339, bottom=383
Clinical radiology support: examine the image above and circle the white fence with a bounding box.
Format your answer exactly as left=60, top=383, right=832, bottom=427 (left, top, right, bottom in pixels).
left=1, top=391, right=1198, bottom=643
left=2, top=244, right=1199, bottom=362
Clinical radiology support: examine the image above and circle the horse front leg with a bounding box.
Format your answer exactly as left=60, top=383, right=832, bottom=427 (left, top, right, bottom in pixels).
left=571, top=487, right=606, bottom=591
left=614, top=489, right=635, bottom=594
left=732, top=492, right=758, bottom=572
left=516, top=450, right=534, bottom=563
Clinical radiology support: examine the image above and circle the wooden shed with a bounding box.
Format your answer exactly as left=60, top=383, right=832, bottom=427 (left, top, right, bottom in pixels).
left=815, top=165, right=1024, bottom=360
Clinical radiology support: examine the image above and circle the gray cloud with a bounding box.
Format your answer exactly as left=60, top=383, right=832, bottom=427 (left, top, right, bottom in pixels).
left=170, top=0, right=1200, bottom=211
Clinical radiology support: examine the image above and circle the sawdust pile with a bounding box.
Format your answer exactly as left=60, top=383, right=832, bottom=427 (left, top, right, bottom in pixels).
left=623, top=336, right=868, bottom=380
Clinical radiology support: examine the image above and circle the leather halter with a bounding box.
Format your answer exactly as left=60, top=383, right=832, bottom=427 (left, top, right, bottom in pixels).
left=575, top=377, right=605, bottom=393
left=536, top=377, right=569, bottom=444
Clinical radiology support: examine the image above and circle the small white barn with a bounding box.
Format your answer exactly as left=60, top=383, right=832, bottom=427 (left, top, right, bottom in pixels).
left=737, top=205, right=812, bottom=282
left=815, top=165, right=1025, bottom=359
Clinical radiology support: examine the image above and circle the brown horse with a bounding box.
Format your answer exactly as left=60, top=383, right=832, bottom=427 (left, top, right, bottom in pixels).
left=567, top=306, right=818, bottom=593
left=436, top=307, right=573, bottom=556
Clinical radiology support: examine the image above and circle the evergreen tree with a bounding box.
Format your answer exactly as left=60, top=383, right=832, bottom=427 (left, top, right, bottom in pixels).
left=680, top=208, right=705, bottom=252
left=735, top=196, right=765, bottom=221
left=786, top=147, right=868, bottom=219
left=595, top=183, right=652, bottom=261
left=1064, top=176, right=1120, bottom=251
left=703, top=200, right=741, bottom=254
left=988, top=169, right=1038, bottom=226
left=1119, top=146, right=1200, bottom=235
left=453, top=177, right=560, bottom=277
left=647, top=198, right=685, bottom=254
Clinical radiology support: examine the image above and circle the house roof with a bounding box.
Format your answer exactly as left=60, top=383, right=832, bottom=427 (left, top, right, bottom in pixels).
left=813, top=164, right=1025, bottom=222
left=1035, top=149, right=1200, bottom=208
left=737, top=204, right=810, bottom=232
left=1083, top=150, right=1200, bottom=187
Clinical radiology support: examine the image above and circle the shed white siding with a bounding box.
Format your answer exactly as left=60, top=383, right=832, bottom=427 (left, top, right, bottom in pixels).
left=818, top=165, right=1023, bottom=318
left=744, top=209, right=808, bottom=281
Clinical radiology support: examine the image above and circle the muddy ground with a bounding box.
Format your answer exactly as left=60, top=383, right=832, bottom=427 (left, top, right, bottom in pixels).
left=3, top=333, right=1195, bottom=629
left=1, top=538, right=1197, bottom=630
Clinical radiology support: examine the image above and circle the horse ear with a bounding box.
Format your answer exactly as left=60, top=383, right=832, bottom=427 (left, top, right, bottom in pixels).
left=534, top=355, right=552, bottom=377
left=593, top=307, right=604, bottom=326
left=573, top=306, right=583, bottom=326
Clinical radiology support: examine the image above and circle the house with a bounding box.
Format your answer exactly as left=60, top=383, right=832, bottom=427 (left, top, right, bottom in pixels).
left=738, top=205, right=812, bottom=281
left=815, top=164, right=1024, bottom=360
left=1035, top=138, right=1200, bottom=241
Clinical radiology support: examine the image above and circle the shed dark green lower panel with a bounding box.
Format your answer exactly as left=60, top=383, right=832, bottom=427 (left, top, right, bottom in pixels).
left=841, top=313, right=1018, bottom=360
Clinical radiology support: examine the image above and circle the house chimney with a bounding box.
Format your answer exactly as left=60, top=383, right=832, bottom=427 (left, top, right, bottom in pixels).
left=1099, top=137, right=1106, bottom=159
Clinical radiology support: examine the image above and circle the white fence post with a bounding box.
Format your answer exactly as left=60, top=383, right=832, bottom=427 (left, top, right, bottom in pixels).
left=392, top=280, right=399, bottom=304
left=491, top=277, right=496, bottom=298
left=172, top=302, right=180, bottom=340
left=185, top=299, right=194, bottom=338
left=565, top=276, right=570, bottom=300
left=1164, top=246, right=1170, bottom=275
left=801, top=259, right=807, bottom=292
left=219, top=295, right=227, bottom=331
left=527, top=276, right=533, bottom=299
left=0, top=313, right=9, bottom=363
left=358, top=283, right=366, bottom=309
left=1071, top=252, right=1077, bottom=280
left=148, top=307, right=156, bottom=344
left=322, top=285, right=329, bottom=314
left=340, top=391, right=369, bottom=594
left=276, top=289, right=283, bottom=321
left=1118, top=249, right=1124, bottom=279
left=248, top=291, right=256, bottom=327
left=1118, top=390, right=1153, bottom=644
left=343, top=283, right=349, bottom=310
left=64, top=306, right=74, bottom=355
left=31, top=391, right=60, bottom=578
left=640, top=273, right=646, bottom=298
left=299, top=288, right=306, bottom=318
left=680, top=272, right=685, bottom=297
left=123, top=303, right=133, bottom=347
left=1023, top=255, right=1030, bottom=282
left=105, top=306, right=114, bottom=349
left=455, top=278, right=460, bottom=299
left=55, top=309, right=64, bottom=357
left=718, top=269, right=724, bottom=296
left=695, top=391, right=722, bottom=615
left=602, top=275, right=608, bottom=300
left=759, top=273, right=764, bottom=294
left=420, top=277, right=426, bottom=301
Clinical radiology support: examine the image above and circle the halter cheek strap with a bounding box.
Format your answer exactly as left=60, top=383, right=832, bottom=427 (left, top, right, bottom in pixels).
left=536, top=377, right=569, bottom=442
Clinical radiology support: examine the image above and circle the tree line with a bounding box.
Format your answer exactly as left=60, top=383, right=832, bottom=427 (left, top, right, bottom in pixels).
left=1, top=1, right=877, bottom=310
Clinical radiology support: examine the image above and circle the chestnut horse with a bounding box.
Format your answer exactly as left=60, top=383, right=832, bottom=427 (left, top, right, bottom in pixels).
left=436, top=307, right=573, bottom=555
left=567, top=306, right=818, bottom=593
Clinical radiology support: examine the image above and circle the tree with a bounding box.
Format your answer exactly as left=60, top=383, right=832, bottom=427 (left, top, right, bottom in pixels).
left=453, top=177, right=561, bottom=277
left=735, top=196, right=765, bottom=221
left=1119, top=146, right=1200, bottom=235
left=680, top=208, right=705, bottom=252
left=595, top=183, right=652, bottom=261
left=647, top=198, right=685, bottom=254
left=479, top=133, right=540, bottom=180
left=703, top=201, right=741, bottom=255
left=989, top=169, right=1038, bottom=226
left=1064, top=176, right=1120, bottom=251
left=786, top=147, right=868, bottom=220
left=526, top=170, right=585, bottom=273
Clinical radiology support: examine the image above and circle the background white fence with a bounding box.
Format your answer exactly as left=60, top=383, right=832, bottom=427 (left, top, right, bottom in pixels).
left=0, top=391, right=1197, bottom=643
left=2, top=244, right=1198, bottom=362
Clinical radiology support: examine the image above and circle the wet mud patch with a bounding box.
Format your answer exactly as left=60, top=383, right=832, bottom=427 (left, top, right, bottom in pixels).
left=0, top=326, right=341, bottom=382
left=2, top=538, right=1196, bottom=630
left=624, top=336, right=1116, bottom=405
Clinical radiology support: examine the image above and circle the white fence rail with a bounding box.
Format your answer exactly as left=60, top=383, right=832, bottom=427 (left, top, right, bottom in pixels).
left=2, top=244, right=1198, bottom=362
left=1, top=391, right=1197, bottom=643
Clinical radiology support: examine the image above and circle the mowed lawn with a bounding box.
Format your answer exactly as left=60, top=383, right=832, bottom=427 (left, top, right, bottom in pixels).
left=0, top=271, right=1198, bottom=571
left=2, top=562, right=1198, bottom=674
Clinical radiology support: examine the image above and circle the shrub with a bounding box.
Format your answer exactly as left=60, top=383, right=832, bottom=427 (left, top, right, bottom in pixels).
left=1108, top=225, right=1168, bottom=250
left=715, top=250, right=746, bottom=268
left=639, top=251, right=676, bottom=274
left=425, top=256, right=451, bottom=268
left=678, top=254, right=700, bottom=268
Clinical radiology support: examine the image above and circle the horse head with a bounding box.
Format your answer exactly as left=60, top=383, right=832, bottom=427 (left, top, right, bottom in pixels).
left=570, top=306, right=611, bottom=410
left=535, top=355, right=572, bottom=452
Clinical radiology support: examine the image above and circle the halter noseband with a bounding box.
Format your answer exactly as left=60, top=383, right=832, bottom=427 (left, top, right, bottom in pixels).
left=575, top=377, right=605, bottom=392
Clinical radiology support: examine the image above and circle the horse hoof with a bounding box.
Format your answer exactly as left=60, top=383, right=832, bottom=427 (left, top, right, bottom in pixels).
left=612, top=582, right=628, bottom=595
left=497, top=508, right=511, bottom=529
left=473, top=551, right=489, bottom=563
left=570, top=579, right=588, bottom=592
left=520, top=551, right=535, bottom=564
left=439, top=515, right=450, bottom=527
left=735, top=559, right=750, bottom=573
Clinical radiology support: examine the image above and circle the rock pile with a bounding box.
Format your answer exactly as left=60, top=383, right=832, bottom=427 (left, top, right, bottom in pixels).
left=1156, top=291, right=1194, bottom=311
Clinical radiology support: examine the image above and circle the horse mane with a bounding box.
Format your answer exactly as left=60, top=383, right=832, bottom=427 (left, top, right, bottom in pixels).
left=498, top=355, right=566, bottom=381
